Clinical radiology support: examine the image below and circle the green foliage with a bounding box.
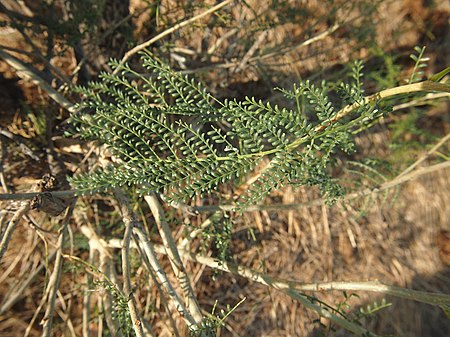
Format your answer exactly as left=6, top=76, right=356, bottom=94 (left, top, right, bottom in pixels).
left=388, top=110, right=437, bottom=167
left=429, top=66, right=450, bottom=82
left=408, top=46, right=429, bottom=84
left=68, top=53, right=390, bottom=208
left=311, top=292, right=391, bottom=335
left=368, top=47, right=402, bottom=90
left=192, top=298, right=246, bottom=337
left=95, top=279, right=133, bottom=336
left=200, top=213, right=233, bottom=261
left=358, top=298, right=392, bottom=319
left=66, top=257, right=133, bottom=335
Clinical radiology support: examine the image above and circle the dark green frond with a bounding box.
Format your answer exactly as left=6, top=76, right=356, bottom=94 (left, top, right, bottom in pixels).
left=69, top=54, right=392, bottom=207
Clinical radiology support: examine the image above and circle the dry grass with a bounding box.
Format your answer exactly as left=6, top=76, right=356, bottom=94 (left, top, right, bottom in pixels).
left=0, top=0, right=449, bottom=336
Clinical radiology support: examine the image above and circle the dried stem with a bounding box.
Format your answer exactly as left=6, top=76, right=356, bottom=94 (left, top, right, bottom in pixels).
left=132, top=225, right=198, bottom=329
left=79, top=225, right=123, bottom=337
left=0, top=202, right=30, bottom=262
left=170, top=248, right=450, bottom=308
left=397, top=132, right=450, bottom=177
left=144, top=194, right=204, bottom=324
left=0, top=48, right=75, bottom=112
left=0, top=190, right=75, bottom=201
left=113, top=0, right=234, bottom=74
left=131, top=233, right=178, bottom=337
left=80, top=225, right=166, bottom=337
left=0, top=249, right=57, bottom=314
left=82, top=246, right=95, bottom=337
left=285, top=289, right=377, bottom=337
left=104, top=234, right=450, bottom=306
left=0, top=125, right=40, bottom=161
left=114, top=189, right=146, bottom=337
left=104, top=237, right=450, bottom=335
left=105, top=238, right=450, bottom=309
left=41, top=201, right=75, bottom=337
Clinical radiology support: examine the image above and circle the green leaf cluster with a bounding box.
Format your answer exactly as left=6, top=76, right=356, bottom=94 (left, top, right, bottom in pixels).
left=69, top=54, right=389, bottom=208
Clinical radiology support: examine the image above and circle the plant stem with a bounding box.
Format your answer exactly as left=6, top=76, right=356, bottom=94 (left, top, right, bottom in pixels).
left=132, top=226, right=198, bottom=328
left=114, top=189, right=146, bottom=337
left=0, top=202, right=30, bottom=262
left=0, top=48, right=75, bottom=112
left=42, top=201, right=75, bottom=337
left=0, top=190, right=75, bottom=201
left=144, top=194, right=204, bottom=325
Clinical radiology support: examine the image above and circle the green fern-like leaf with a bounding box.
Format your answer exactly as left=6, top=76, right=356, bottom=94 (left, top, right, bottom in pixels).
left=69, top=53, right=389, bottom=207
left=408, top=46, right=429, bottom=84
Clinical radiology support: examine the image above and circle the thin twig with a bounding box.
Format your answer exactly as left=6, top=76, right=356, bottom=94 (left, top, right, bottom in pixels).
left=0, top=125, right=40, bottom=161
left=285, top=289, right=377, bottom=337
left=114, top=189, right=146, bottom=337
left=315, top=81, right=450, bottom=134
left=106, top=239, right=450, bottom=308
left=0, top=201, right=30, bottom=261
left=72, top=6, right=150, bottom=78
left=132, top=225, right=198, bottom=329
left=82, top=246, right=95, bottom=337
left=178, top=217, right=213, bottom=252
left=288, top=281, right=450, bottom=307
left=131, top=232, right=177, bottom=337
left=80, top=225, right=166, bottom=337
left=79, top=225, right=123, bottom=337
left=105, top=238, right=450, bottom=336
left=0, top=48, right=76, bottom=112
left=0, top=190, right=75, bottom=201
left=397, top=132, right=450, bottom=177
left=234, top=30, right=268, bottom=73
left=41, top=201, right=75, bottom=337
left=392, top=92, right=450, bottom=111
left=0, top=249, right=57, bottom=314
left=255, top=23, right=341, bottom=63
left=144, top=194, right=204, bottom=324
left=113, top=0, right=234, bottom=74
